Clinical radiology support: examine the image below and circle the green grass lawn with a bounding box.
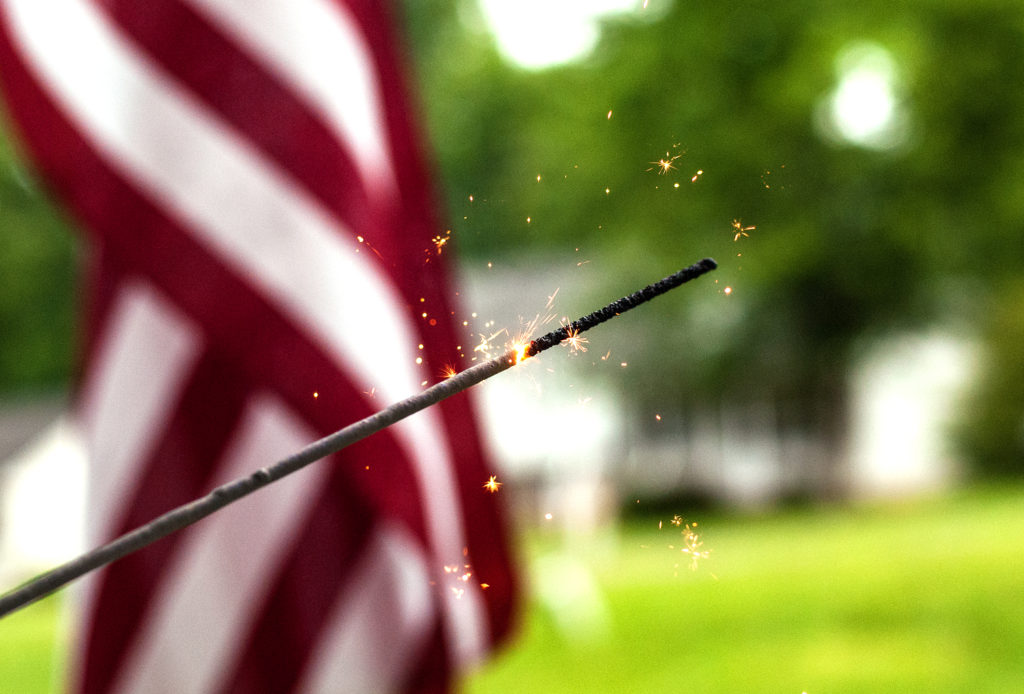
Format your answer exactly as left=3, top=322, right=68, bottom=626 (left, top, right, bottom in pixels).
left=2, top=484, right=1023, bottom=693
left=0, top=589, right=66, bottom=693
left=463, top=484, right=1024, bottom=694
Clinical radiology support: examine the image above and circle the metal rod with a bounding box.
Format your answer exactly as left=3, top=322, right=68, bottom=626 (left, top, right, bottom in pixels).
left=0, top=257, right=716, bottom=618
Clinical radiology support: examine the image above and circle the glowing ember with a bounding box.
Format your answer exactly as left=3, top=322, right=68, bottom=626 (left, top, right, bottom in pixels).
left=443, top=561, right=476, bottom=599
left=562, top=324, right=588, bottom=353
left=512, top=341, right=531, bottom=364
left=354, top=234, right=383, bottom=259
left=432, top=230, right=451, bottom=254
left=691, top=169, right=704, bottom=182
left=658, top=515, right=712, bottom=573
left=483, top=475, right=503, bottom=493
left=648, top=150, right=682, bottom=175
left=731, top=218, right=755, bottom=241
left=472, top=327, right=510, bottom=360
left=677, top=521, right=710, bottom=571
left=733, top=220, right=757, bottom=241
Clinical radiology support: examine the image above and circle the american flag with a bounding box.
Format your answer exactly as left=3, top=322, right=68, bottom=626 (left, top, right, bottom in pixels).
left=0, top=1, right=516, bottom=692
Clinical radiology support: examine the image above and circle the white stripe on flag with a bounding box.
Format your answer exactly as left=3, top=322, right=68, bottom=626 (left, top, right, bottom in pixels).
left=110, top=394, right=325, bottom=694
left=69, top=280, right=201, bottom=691
left=296, top=524, right=434, bottom=694
left=4, top=0, right=488, bottom=666
left=182, top=0, right=396, bottom=197
left=77, top=281, right=202, bottom=546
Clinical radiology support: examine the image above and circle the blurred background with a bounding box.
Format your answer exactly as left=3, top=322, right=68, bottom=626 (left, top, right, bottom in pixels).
left=2, top=0, right=1024, bottom=692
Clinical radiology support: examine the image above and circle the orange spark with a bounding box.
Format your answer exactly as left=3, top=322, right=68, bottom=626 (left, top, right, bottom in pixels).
left=648, top=151, right=682, bottom=175
left=473, top=327, right=509, bottom=360
left=661, top=516, right=711, bottom=572
left=483, top=475, right=503, bottom=493
left=512, top=340, right=531, bottom=364
left=562, top=324, right=588, bottom=353
left=731, top=218, right=755, bottom=241
left=679, top=522, right=710, bottom=571
left=432, top=230, right=451, bottom=254
left=354, top=234, right=384, bottom=259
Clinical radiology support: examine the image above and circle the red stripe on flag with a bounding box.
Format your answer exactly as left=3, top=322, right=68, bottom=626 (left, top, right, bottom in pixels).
left=79, top=349, right=252, bottom=694
left=0, top=0, right=518, bottom=691
left=92, top=0, right=380, bottom=234
left=219, top=494, right=378, bottom=693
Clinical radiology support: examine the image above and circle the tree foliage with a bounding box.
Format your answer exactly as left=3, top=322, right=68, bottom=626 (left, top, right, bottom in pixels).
left=402, top=0, right=1024, bottom=474
left=2, top=1, right=1023, bottom=474
left=0, top=117, right=78, bottom=395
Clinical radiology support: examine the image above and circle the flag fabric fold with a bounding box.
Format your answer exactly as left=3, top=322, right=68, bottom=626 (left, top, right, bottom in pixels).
left=0, top=1, right=517, bottom=691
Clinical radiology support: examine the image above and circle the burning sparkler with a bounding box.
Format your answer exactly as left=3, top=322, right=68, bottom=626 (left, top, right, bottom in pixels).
left=0, top=257, right=717, bottom=617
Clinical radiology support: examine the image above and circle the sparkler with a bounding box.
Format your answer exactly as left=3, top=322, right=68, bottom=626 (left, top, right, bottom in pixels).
left=0, top=257, right=716, bottom=618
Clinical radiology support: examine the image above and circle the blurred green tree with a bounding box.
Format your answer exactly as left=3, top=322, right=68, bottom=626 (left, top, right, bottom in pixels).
left=0, top=116, right=77, bottom=395
left=402, top=0, right=1024, bottom=479
left=1, top=0, right=1022, bottom=478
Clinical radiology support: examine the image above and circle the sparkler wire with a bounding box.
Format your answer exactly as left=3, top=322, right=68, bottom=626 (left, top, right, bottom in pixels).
left=0, top=257, right=716, bottom=618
